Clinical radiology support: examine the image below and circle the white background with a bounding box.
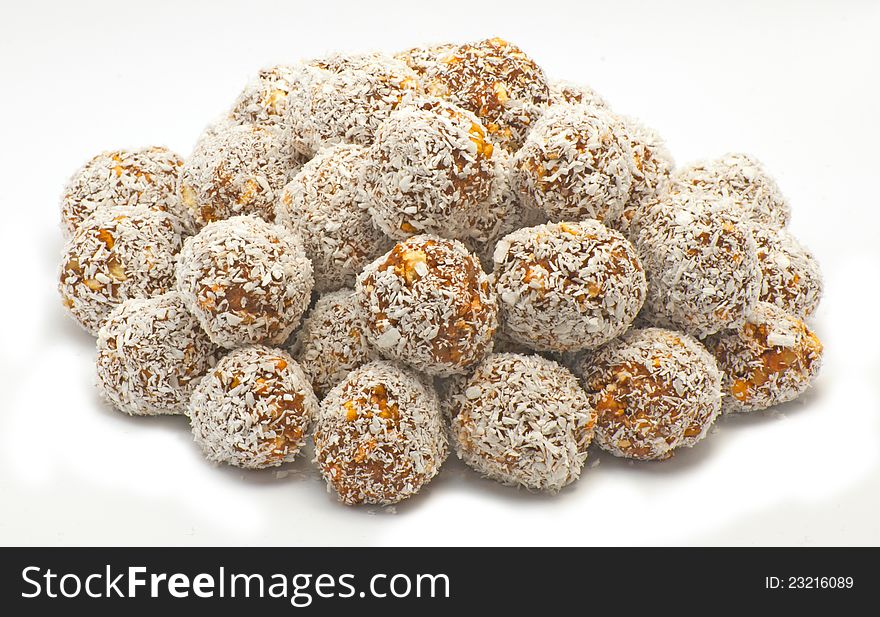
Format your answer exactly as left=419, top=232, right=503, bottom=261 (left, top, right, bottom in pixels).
left=1, top=0, right=878, bottom=546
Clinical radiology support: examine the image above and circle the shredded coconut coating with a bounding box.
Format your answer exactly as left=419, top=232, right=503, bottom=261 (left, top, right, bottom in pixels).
left=289, top=289, right=378, bottom=399
left=284, top=53, right=421, bottom=157
left=548, top=79, right=609, bottom=109
left=175, top=215, right=314, bottom=349
left=230, top=65, right=300, bottom=135
left=672, top=153, right=791, bottom=228
left=227, top=65, right=312, bottom=166
left=636, top=192, right=761, bottom=337
left=365, top=97, right=504, bottom=241
left=314, top=360, right=448, bottom=505
left=492, top=221, right=646, bottom=353
left=513, top=104, right=635, bottom=224
left=276, top=144, right=392, bottom=292
left=703, top=302, right=823, bottom=413
left=572, top=327, right=722, bottom=460
left=58, top=205, right=183, bottom=336
left=611, top=115, right=675, bottom=238
left=447, top=353, right=595, bottom=491
left=356, top=235, right=498, bottom=376
left=423, top=37, right=550, bottom=152
left=753, top=227, right=823, bottom=319
left=465, top=147, right=520, bottom=244
left=61, top=147, right=191, bottom=235
left=395, top=43, right=457, bottom=79
left=96, top=292, right=217, bottom=416
left=458, top=148, right=539, bottom=270
left=190, top=345, right=318, bottom=469
left=464, top=205, right=555, bottom=273
left=179, top=124, right=296, bottom=228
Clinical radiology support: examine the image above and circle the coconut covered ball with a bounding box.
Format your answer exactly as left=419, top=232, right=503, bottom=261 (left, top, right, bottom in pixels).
left=753, top=227, right=823, bottom=319
left=572, top=327, right=722, bottom=460
left=365, top=97, right=503, bottom=241
left=59, top=206, right=183, bottom=335
left=395, top=42, right=457, bottom=78
left=276, top=143, right=392, bottom=292
left=548, top=79, right=609, bottom=109
left=229, top=65, right=301, bottom=135
left=60, top=147, right=190, bottom=236
left=492, top=221, right=646, bottom=353
left=672, top=153, right=791, bottom=228
left=447, top=353, right=595, bottom=491
left=175, top=215, right=314, bottom=349
left=96, top=292, right=217, bottom=416
left=457, top=147, right=544, bottom=271
left=636, top=192, right=761, bottom=337
left=314, top=360, right=448, bottom=505
left=465, top=148, right=520, bottom=245
left=285, top=52, right=420, bottom=156
left=355, top=235, right=498, bottom=376
left=612, top=116, right=675, bottom=239
left=513, top=104, right=635, bottom=225
left=703, top=302, right=823, bottom=412
left=289, top=289, right=377, bottom=399
left=423, top=37, right=550, bottom=151
left=179, top=124, right=295, bottom=228
left=189, top=345, right=318, bottom=468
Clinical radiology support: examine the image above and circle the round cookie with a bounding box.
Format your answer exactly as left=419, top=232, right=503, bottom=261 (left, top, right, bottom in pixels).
left=612, top=115, right=675, bottom=239
left=230, top=65, right=300, bottom=133
left=703, top=302, right=823, bottom=412
left=61, top=146, right=189, bottom=235
left=636, top=192, right=761, bottom=337
left=672, top=153, right=791, bottom=228
left=466, top=147, right=520, bottom=243
left=572, top=327, right=722, bottom=460
left=447, top=353, right=595, bottom=491
left=175, top=215, right=314, bottom=348
left=59, top=205, right=183, bottom=335
left=314, top=361, right=447, bottom=505
left=189, top=345, right=318, bottom=468
left=548, top=79, right=609, bottom=109
left=366, top=97, right=503, bottom=241
left=423, top=37, right=550, bottom=151
left=96, top=292, right=217, bottom=416
left=753, top=227, right=823, bottom=319
left=285, top=52, right=420, bottom=156
left=356, top=235, right=498, bottom=376
left=395, top=42, right=457, bottom=78
left=289, top=289, right=377, bottom=399
left=457, top=147, right=537, bottom=270
left=276, top=143, right=392, bottom=292
left=492, top=220, right=646, bottom=353
left=513, top=103, right=635, bottom=225
left=179, top=123, right=295, bottom=228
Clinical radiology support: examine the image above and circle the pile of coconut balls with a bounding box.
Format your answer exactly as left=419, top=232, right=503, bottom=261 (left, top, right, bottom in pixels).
left=58, top=37, right=824, bottom=505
